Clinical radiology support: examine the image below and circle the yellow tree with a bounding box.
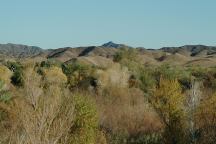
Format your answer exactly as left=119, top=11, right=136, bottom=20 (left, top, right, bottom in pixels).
left=151, top=78, right=186, bottom=144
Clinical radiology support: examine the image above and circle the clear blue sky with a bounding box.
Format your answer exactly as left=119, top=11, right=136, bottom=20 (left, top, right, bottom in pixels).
left=0, top=0, right=215, bottom=49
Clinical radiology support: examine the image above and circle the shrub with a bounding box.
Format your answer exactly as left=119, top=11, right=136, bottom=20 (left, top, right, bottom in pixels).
left=40, top=59, right=62, bottom=68
left=70, top=94, right=98, bottom=144
left=62, top=62, right=94, bottom=89
left=11, top=70, right=25, bottom=87
left=151, top=78, right=187, bottom=144
left=113, top=48, right=142, bottom=74
left=139, top=68, right=156, bottom=94
left=0, top=65, right=12, bottom=85
left=43, top=66, right=67, bottom=86
left=153, top=64, right=180, bottom=81
left=127, top=133, right=162, bottom=144
left=6, top=61, right=25, bottom=87
left=113, top=52, right=123, bottom=62
left=195, top=93, right=216, bottom=144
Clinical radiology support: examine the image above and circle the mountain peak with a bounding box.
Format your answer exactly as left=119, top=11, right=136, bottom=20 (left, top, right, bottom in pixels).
left=102, top=41, right=133, bottom=48
left=102, top=41, right=123, bottom=48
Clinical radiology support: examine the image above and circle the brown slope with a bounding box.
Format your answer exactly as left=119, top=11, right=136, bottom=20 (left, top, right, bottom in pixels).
left=47, top=46, right=118, bottom=62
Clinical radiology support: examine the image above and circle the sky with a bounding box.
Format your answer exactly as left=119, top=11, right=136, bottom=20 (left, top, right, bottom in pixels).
left=0, top=0, right=216, bottom=49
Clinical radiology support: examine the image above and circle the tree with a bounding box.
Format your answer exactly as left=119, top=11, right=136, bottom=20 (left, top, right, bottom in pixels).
left=151, top=78, right=187, bottom=144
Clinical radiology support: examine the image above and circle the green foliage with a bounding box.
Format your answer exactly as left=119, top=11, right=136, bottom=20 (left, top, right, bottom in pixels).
left=0, top=92, right=11, bottom=103
left=40, top=59, right=62, bottom=68
left=70, top=94, right=98, bottom=144
left=0, top=80, right=11, bottom=123
left=113, top=48, right=141, bottom=72
left=107, top=130, right=129, bottom=144
left=0, top=80, right=11, bottom=103
left=154, top=64, right=180, bottom=81
left=62, top=62, right=94, bottom=88
left=128, top=133, right=162, bottom=144
left=6, top=61, right=24, bottom=87
left=116, top=48, right=138, bottom=62
left=11, top=70, right=25, bottom=87
left=189, top=66, right=206, bottom=80
left=138, top=68, right=156, bottom=94
left=36, top=60, right=63, bottom=76
left=6, top=61, right=23, bottom=72
left=113, top=52, right=123, bottom=62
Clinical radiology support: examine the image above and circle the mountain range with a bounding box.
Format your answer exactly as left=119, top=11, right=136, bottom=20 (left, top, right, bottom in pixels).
left=1, top=41, right=216, bottom=67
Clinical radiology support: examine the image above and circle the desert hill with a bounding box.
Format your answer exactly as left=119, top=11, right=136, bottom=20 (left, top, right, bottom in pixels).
left=0, top=43, right=44, bottom=58
left=0, top=42, right=216, bottom=67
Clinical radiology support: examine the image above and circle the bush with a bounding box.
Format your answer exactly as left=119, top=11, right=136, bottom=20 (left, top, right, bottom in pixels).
left=62, top=62, right=95, bottom=89
left=128, top=133, right=162, bottom=144
left=40, top=59, right=62, bottom=68
left=70, top=94, right=98, bottom=144
left=113, top=48, right=142, bottom=74
left=43, top=66, right=67, bottom=86
left=139, top=68, right=156, bottom=94
left=195, top=93, right=216, bottom=144
left=6, top=61, right=24, bottom=87
left=0, top=65, right=12, bottom=85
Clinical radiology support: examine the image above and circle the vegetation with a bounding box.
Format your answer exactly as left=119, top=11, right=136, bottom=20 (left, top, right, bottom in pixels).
left=0, top=48, right=216, bottom=144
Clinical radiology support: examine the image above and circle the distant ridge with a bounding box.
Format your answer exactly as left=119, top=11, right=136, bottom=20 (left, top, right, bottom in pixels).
left=1, top=42, right=216, bottom=67
left=0, top=43, right=44, bottom=58
left=161, top=45, right=216, bottom=56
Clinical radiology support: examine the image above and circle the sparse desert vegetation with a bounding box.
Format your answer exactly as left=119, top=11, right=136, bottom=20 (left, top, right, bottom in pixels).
left=1, top=47, right=216, bottom=144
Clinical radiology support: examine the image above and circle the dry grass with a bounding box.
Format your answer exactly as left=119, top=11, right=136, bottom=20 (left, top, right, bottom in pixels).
left=96, top=86, right=162, bottom=136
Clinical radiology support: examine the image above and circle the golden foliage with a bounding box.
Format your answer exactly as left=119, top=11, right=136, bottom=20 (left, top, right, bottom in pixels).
left=151, top=78, right=186, bottom=144
left=152, top=78, right=185, bottom=121
left=43, top=66, right=67, bottom=85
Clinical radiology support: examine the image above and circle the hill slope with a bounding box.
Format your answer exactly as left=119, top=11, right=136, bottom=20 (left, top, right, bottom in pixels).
left=1, top=42, right=216, bottom=67
left=0, top=43, right=44, bottom=58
